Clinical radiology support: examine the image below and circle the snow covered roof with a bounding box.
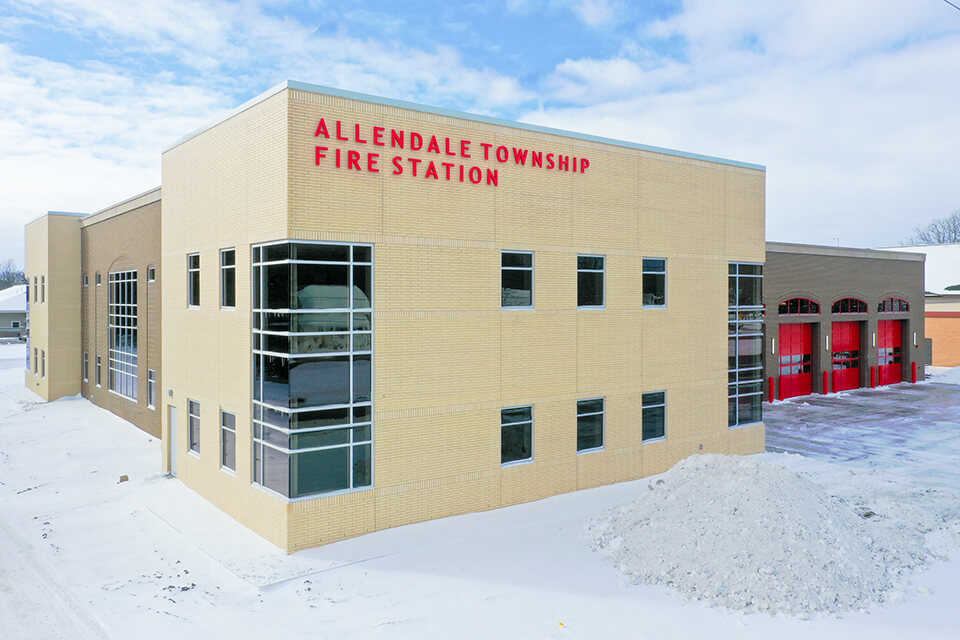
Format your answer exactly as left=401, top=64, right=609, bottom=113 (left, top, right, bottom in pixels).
left=876, top=243, right=960, bottom=295
left=0, top=284, right=27, bottom=312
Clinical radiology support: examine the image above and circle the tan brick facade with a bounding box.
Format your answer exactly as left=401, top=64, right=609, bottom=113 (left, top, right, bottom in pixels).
left=926, top=314, right=960, bottom=366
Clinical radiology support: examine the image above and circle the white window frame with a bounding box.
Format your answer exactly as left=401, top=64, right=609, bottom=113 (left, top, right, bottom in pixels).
left=220, top=410, right=237, bottom=473
left=147, top=266, right=156, bottom=282
left=220, top=248, right=236, bottom=309
left=82, top=351, right=88, bottom=382
left=107, top=270, right=138, bottom=402
left=500, top=405, right=534, bottom=466
left=95, top=355, right=102, bottom=386
left=577, top=254, right=605, bottom=309
left=642, top=257, right=667, bottom=308
left=641, top=391, right=667, bottom=443
left=576, top=397, right=605, bottom=453
left=187, top=253, right=200, bottom=308
left=501, top=251, right=534, bottom=310
left=40, top=349, right=45, bottom=378
left=147, top=369, right=156, bottom=409
left=188, top=399, right=200, bottom=454
left=11, top=321, right=20, bottom=329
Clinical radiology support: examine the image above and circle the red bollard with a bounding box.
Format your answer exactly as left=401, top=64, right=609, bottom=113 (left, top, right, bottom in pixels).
left=769, top=377, right=775, bottom=403
left=870, top=366, right=876, bottom=388
left=912, top=361, right=917, bottom=383
left=822, top=371, right=829, bottom=394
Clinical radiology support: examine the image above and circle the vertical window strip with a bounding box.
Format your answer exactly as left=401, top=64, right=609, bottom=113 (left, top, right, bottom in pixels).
left=728, top=263, right=764, bottom=427
left=108, top=270, right=138, bottom=400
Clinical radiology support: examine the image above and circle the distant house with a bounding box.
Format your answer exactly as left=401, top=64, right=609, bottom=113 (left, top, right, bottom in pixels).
left=0, top=284, right=27, bottom=338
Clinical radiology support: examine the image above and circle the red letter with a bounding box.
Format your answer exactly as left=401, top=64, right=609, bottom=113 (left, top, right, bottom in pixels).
left=373, top=126, right=385, bottom=146
left=315, top=146, right=328, bottom=165
left=411, top=132, right=423, bottom=151
left=495, top=146, right=508, bottom=162
left=392, top=156, right=403, bottom=175
left=459, top=165, right=465, bottom=182
left=354, top=123, right=367, bottom=144
left=444, top=137, right=457, bottom=156
left=347, top=150, right=361, bottom=170
left=512, top=148, right=528, bottom=165
left=531, top=151, right=542, bottom=168
left=580, top=158, right=590, bottom=173
left=368, top=153, right=380, bottom=172
left=314, top=118, right=329, bottom=138
left=558, top=155, right=569, bottom=171
left=486, top=168, right=498, bottom=186
left=461, top=140, right=471, bottom=158
left=425, top=161, right=439, bottom=179
left=335, top=148, right=341, bottom=168
left=546, top=153, right=555, bottom=169
left=469, top=167, right=482, bottom=184
left=336, top=121, right=348, bottom=141
left=427, top=135, right=440, bottom=154
left=409, top=157, right=421, bottom=176
left=442, top=162, right=455, bottom=180
left=391, top=129, right=404, bottom=149
left=480, top=142, right=492, bottom=160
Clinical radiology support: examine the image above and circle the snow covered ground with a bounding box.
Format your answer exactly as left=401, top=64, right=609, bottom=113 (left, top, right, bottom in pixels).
left=1, top=341, right=958, bottom=639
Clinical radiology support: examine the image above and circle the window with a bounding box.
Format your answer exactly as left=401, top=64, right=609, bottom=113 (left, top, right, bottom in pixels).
left=642, top=258, right=666, bottom=307
left=221, top=410, right=237, bottom=471
left=108, top=270, right=138, bottom=400
left=501, top=251, right=533, bottom=308
left=11, top=321, right=19, bottom=329
left=83, top=274, right=88, bottom=287
left=577, top=255, right=604, bottom=307
left=32, top=277, right=37, bottom=302
left=40, top=276, right=45, bottom=303
left=252, top=242, right=374, bottom=498
left=728, top=263, right=763, bottom=427
left=32, top=347, right=37, bottom=374
left=96, top=272, right=101, bottom=286
left=576, top=398, right=604, bottom=452
left=40, top=350, right=45, bottom=378
left=188, top=400, right=200, bottom=453
left=778, top=297, right=820, bottom=315
left=878, top=297, right=909, bottom=313
left=220, top=248, right=236, bottom=308
left=96, top=355, right=101, bottom=386
left=501, top=406, right=533, bottom=465
left=642, top=392, right=666, bottom=441
left=831, top=297, right=867, bottom=314
left=147, top=266, right=156, bottom=282
left=187, top=253, right=200, bottom=307
left=82, top=351, right=88, bottom=382
left=147, top=370, right=156, bottom=409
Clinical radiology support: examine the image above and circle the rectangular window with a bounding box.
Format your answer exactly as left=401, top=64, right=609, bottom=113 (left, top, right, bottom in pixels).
left=642, top=391, right=666, bottom=441
left=501, top=406, right=533, bottom=465
left=187, top=253, right=200, bottom=307
left=220, top=248, right=236, bottom=308
left=32, top=276, right=37, bottom=302
left=82, top=351, right=88, bottom=382
left=12, top=321, right=20, bottom=329
left=221, top=410, right=237, bottom=471
left=642, top=258, right=666, bottom=307
left=147, top=369, right=156, bottom=409
left=252, top=242, right=374, bottom=498
left=728, top=263, right=764, bottom=427
left=147, top=267, right=156, bottom=282
left=577, top=255, right=604, bottom=307
left=501, top=251, right=533, bottom=308
left=188, top=400, right=200, bottom=453
left=96, top=355, right=101, bottom=386
left=83, top=274, right=88, bottom=287
left=96, top=272, right=101, bottom=286
left=108, top=270, right=138, bottom=401
left=576, top=398, right=604, bottom=452
left=40, top=275, right=45, bottom=303
left=40, top=350, right=45, bottom=378
left=32, top=347, right=37, bottom=374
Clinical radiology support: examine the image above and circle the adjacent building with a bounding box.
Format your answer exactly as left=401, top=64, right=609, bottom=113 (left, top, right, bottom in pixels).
left=25, top=80, right=767, bottom=551
left=0, top=284, right=27, bottom=339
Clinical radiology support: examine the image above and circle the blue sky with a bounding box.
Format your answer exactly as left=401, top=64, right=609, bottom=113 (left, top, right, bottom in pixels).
left=1, top=0, right=960, bottom=265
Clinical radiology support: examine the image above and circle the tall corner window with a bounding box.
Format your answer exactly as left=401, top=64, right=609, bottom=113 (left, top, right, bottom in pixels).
left=147, top=369, right=156, bottom=409
left=501, top=406, right=533, bottom=465
left=728, top=263, right=763, bottom=428
left=220, top=248, right=236, bottom=309
left=642, top=391, right=666, bottom=441
left=187, top=253, right=200, bottom=307
left=576, top=398, right=604, bottom=452
left=108, top=270, right=138, bottom=401
left=188, top=400, right=201, bottom=453
left=40, top=275, right=45, bottom=303
left=221, top=410, right=236, bottom=471
left=95, top=355, right=101, bottom=386
left=577, top=255, right=604, bottom=307
left=501, top=251, right=533, bottom=308
left=147, top=266, right=156, bottom=282
left=82, top=351, right=88, bottom=382
left=642, top=258, right=666, bottom=307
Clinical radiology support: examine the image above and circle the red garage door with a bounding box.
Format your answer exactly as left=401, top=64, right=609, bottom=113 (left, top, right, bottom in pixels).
left=778, top=323, right=813, bottom=399
left=832, top=321, right=861, bottom=392
left=877, top=320, right=903, bottom=385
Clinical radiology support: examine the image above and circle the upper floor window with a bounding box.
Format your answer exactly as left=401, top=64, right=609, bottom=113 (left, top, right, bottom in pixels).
left=220, top=249, right=236, bottom=308
left=878, top=297, right=909, bottom=313
left=40, top=276, right=45, bottom=303
left=32, top=276, right=37, bottom=302
left=778, top=297, right=820, bottom=315
left=728, top=263, right=762, bottom=308
left=832, top=297, right=867, bottom=314
left=502, top=251, right=533, bottom=308
left=642, top=258, right=666, bottom=307
left=577, top=255, right=604, bottom=307
left=187, top=253, right=200, bottom=307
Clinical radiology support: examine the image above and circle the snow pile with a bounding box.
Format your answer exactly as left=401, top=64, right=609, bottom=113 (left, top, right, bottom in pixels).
left=926, top=366, right=960, bottom=386
left=588, top=454, right=939, bottom=616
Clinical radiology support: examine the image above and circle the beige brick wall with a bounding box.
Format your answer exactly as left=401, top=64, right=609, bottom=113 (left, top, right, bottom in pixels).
left=163, top=85, right=767, bottom=552
left=927, top=316, right=960, bottom=366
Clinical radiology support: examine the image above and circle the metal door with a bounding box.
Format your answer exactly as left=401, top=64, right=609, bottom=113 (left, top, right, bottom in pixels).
left=877, top=320, right=903, bottom=385
left=831, top=322, right=861, bottom=392
left=778, top=323, right=813, bottom=399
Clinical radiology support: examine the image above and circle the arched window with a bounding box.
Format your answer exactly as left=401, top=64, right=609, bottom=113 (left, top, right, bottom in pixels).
left=878, top=297, right=909, bottom=313
left=778, top=297, right=820, bottom=315
left=831, top=297, right=867, bottom=314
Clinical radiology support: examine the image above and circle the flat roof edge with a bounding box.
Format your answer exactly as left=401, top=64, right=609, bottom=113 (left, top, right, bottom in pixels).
left=163, top=80, right=766, bottom=171
left=81, top=186, right=161, bottom=228
left=24, top=211, right=88, bottom=226
left=766, top=241, right=926, bottom=262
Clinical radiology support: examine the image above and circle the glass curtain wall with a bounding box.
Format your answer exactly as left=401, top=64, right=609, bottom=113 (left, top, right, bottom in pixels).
left=728, top=263, right=763, bottom=426
left=252, top=242, right=373, bottom=498
left=108, top=270, right=138, bottom=400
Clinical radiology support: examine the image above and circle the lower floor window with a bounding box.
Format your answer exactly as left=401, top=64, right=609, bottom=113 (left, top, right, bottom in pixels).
left=147, top=370, right=156, bottom=408
left=576, top=398, right=604, bottom=452
left=188, top=400, right=200, bottom=453
left=641, top=392, right=666, bottom=441
left=221, top=410, right=236, bottom=471
left=501, top=406, right=533, bottom=464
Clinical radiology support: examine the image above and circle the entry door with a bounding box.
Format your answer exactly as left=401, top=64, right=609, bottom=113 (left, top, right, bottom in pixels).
left=877, top=320, right=903, bottom=385
left=778, top=323, right=813, bottom=399
left=831, top=322, right=861, bottom=392
left=168, top=405, right=178, bottom=476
